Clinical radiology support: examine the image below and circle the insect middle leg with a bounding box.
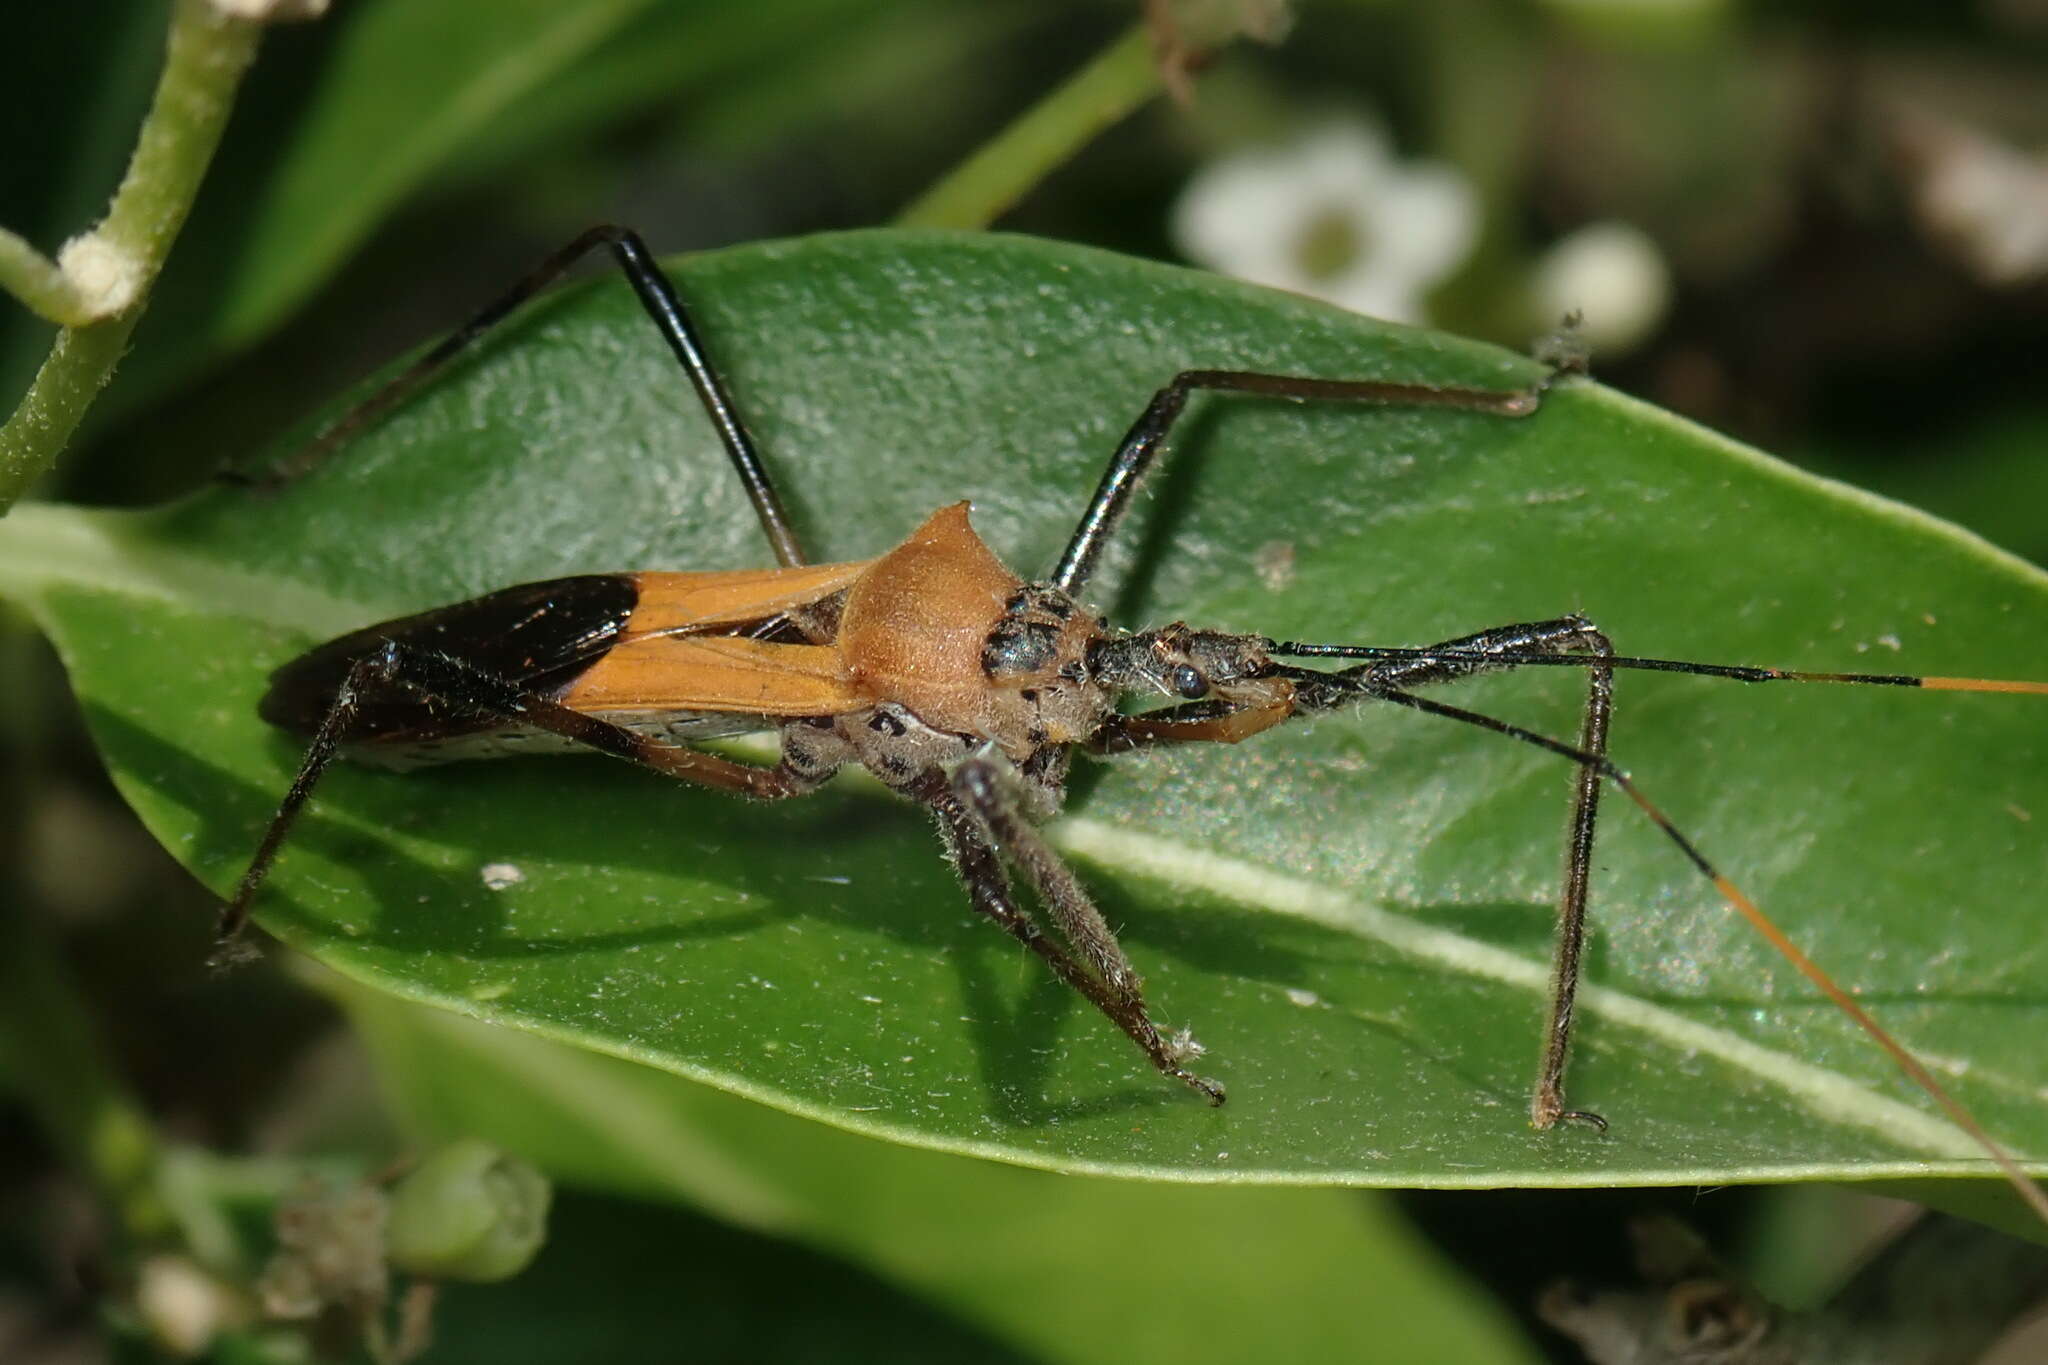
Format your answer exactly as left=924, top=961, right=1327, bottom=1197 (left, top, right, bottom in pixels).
left=1051, top=367, right=1563, bottom=597
left=914, top=762, right=1225, bottom=1104
left=217, top=640, right=827, bottom=958
left=239, top=225, right=805, bottom=569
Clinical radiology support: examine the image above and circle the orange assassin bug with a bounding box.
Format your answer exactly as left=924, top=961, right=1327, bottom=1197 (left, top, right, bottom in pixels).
left=217, top=227, right=2048, bottom=1221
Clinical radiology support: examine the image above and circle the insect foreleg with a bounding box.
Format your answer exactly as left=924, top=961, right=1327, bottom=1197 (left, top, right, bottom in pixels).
left=1088, top=691, right=1296, bottom=753
left=1324, top=616, right=1619, bottom=1129
left=236, top=225, right=804, bottom=569
left=218, top=639, right=822, bottom=961
left=1098, top=616, right=1620, bottom=1126
left=922, top=762, right=1225, bottom=1104
left=1051, top=368, right=1559, bottom=598
left=1356, top=683, right=2048, bottom=1224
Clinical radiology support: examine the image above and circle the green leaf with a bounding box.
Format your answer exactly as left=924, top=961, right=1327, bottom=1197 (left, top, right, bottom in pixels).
left=5, top=231, right=2045, bottom=1195
left=337, top=975, right=1541, bottom=1365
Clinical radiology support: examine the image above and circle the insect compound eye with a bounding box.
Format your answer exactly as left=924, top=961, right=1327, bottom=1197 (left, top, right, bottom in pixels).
left=1169, top=664, right=1208, bottom=699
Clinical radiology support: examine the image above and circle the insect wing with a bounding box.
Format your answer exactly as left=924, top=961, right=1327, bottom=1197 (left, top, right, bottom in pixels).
left=620, top=561, right=868, bottom=638
left=563, top=562, right=872, bottom=714
left=259, top=575, right=638, bottom=741
left=561, top=634, right=859, bottom=716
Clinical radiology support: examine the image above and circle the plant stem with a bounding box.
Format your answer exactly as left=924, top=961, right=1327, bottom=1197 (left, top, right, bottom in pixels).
left=894, top=22, right=1163, bottom=231
left=0, top=230, right=103, bottom=328
left=0, top=0, right=268, bottom=511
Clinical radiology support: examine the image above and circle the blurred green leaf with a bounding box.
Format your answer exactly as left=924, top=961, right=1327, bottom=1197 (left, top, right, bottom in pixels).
left=1799, top=403, right=2048, bottom=571
left=462, top=0, right=977, bottom=170
left=4, top=232, right=2044, bottom=1197
left=205, top=0, right=665, bottom=351
left=339, top=977, right=1541, bottom=1365
left=426, top=1185, right=1044, bottom=1364
left=108, top=0, right=928, bottom=419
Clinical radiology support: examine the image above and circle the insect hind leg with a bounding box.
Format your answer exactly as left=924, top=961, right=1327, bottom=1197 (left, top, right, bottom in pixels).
left=217, top=640, right=822, bottom=963
left=231, top=225, right=805, bottom=569
left=214, top=647, right=388, bottom=963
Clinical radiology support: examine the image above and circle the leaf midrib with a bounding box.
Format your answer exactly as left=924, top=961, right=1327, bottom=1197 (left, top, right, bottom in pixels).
left=2, top=500, right=2004, bottom=1170
left=1053, top=816, right=1986, bottom=1162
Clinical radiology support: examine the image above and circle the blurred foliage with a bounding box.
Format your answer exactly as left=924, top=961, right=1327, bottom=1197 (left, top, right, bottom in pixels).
left=3, top=0, right=2045, bottom=1361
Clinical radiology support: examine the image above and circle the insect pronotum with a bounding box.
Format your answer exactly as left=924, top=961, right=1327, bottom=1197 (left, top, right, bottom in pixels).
left=219, top=226, right=2047, bottom=1220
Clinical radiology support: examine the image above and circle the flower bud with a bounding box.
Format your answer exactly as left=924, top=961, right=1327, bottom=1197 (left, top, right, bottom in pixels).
left=385, top=1141, right=550, bottom=1283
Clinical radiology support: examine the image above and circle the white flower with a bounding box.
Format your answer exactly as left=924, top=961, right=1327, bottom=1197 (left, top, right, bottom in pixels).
left=1892, top=108, right=2048, bottom=286
left=1533, top=220, right=1672, bottom=356
left=1171, top=120, right=1477, bottom=324
left=137, top=1255, right=236, bottom=1357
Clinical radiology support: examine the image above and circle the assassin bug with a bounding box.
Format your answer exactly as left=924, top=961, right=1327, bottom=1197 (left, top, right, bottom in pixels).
left=217, top=228, right=2047, bottom=1217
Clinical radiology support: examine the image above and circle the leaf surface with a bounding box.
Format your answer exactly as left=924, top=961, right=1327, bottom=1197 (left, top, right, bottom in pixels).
left=6, top=231, right=2045, bottom=1191
left=339, top=978, right=1540, bottom=1365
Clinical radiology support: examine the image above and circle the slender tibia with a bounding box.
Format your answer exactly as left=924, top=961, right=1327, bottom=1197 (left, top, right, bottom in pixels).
left=217, top=640, right=814, bottom=963
left=1052, top=367, right=1563, bottom=598
left=1286, top=616, right=1625, bottom=1129
left=214, top=650, right=381, bottom=960
left=235, top=224, right=805, bottom=568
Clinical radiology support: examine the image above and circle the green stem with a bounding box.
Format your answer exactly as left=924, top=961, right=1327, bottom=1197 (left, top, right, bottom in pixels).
left=0, top=229, right=101, bottom=327
left=1414, top=0, right=1538, bottom=338
left=0, top=0, right=268, bottom=511
left=895, top=22, right=1163, bottom=230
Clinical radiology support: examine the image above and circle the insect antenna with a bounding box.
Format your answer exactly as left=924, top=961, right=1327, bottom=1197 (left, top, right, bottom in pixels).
left=1270, top=641, right=2048, bottom=695
left=1267, top=661, right=2048, bottom=1228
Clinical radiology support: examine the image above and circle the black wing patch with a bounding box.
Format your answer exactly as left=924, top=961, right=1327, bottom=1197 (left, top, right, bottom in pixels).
left=259, top=575, right=639, bottom=741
